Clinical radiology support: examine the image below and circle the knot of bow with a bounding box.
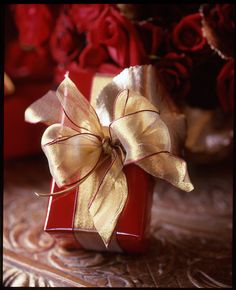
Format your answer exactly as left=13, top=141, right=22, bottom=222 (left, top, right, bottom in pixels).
left=25, top=75, right=193, bottom=247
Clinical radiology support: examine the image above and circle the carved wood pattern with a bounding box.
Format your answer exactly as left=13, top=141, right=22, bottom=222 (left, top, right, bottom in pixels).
left=3, top=264, right=55, bottom=287
left=3, top=156, right=232, bottom=287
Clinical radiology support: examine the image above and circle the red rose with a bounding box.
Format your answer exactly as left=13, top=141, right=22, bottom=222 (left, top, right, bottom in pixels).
left=186, top=54, right=224, bottom=109
left=50, top=13, right=86, bottom=64
left=87, top=7, right=147, bottom=69
left=156, top=52, right=192, bottom=101
left=14, top=4, right=53, bottom=47
left=79, top=44, right=110, bottom=70
left=217, top=59, right=234, bottom=112
left=172, top=13, right=207, bottom=52
left=201, top=4, right=235, bottom=58
left=70, top=4, right=110, bottom=32
left=136, top=21, right=163, bottom=57
left=79, top=44, right=122, bottom=74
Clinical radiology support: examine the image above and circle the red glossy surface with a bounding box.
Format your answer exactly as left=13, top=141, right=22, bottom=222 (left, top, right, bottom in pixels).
left=44, top=180, right=80, bottom=248
left=45, top=181, right=77, bottom=230
left=116, top=165, right=154, bottom=253
left=45, top=164, right=154, bottom=253
left=65, top=68, right=94, bottom=101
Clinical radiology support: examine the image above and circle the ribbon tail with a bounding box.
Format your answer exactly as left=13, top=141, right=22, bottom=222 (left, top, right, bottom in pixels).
left=136, top=152, right=194, bottom=192
left=34, top=170, right=95, bottom=197
left=88, top=151, right=128, bottom=247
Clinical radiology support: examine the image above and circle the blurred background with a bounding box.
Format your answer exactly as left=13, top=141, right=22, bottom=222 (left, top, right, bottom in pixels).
left=3, top=4, right=234, bottom=287
left=4, top=4, right=234, bottom=162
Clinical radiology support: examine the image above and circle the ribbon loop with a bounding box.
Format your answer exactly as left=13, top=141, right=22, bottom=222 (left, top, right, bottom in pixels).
left=56, top=75, right=102, bottom=135
left=41, top=124, right=103, bottom=187
left=25, top=72, right=194, bottom=247
left=110, top=110, right=171, bottom=164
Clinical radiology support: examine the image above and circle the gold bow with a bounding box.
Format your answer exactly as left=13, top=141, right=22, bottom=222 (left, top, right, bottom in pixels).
left=25, top=74, right=193, bottom=247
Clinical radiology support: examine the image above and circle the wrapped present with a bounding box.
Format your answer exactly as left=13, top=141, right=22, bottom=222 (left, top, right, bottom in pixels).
left=25, top=65, right=193, bottom=253
left=45, top=165, right=154, bottom=253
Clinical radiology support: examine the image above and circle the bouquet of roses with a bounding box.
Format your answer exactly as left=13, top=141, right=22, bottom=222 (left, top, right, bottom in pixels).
left=6, top=3, right=234, bottom=162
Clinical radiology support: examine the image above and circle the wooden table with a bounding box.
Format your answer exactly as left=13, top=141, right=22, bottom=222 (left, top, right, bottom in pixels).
left=3, top=155, right=233, bottom=287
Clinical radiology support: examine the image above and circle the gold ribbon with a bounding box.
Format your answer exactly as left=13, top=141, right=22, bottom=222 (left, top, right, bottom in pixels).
left=25, top=73, right=194, bottom=247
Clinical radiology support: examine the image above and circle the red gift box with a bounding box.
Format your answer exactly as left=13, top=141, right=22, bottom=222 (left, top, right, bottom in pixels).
left=42, top=72, right=154, bottom=253
left=45, top=164, right=154, bottom=253
left=26, top=70, right=157, bottom=253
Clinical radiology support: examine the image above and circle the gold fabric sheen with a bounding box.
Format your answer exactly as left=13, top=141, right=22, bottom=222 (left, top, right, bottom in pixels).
left=25, top=75, right=194, bottom=247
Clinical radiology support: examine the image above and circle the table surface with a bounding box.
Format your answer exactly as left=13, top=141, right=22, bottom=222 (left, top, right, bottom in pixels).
left=3, top=155, right=233, bottom=287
